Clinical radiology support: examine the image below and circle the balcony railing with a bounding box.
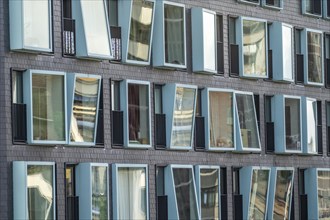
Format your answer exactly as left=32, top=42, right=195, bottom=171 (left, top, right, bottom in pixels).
left=12, top=103, right=27, bottom=143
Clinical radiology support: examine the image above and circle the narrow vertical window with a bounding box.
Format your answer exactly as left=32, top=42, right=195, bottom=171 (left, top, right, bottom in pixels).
left=317, top=170, right=330, bottom=219
left=307, top=30, right=323, bottom=84
left=327, top=102, right=330, bottom=155
left=285, top=97, right=302, bottom=151
left=325, top=34, right=330, bottom=88
left=305, top=98, right=318, bottom=154
left=91, top=166, right=108, bottom=219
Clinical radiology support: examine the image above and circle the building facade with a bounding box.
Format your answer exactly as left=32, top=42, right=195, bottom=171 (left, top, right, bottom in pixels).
left=0, top=0, right=329, bottom=219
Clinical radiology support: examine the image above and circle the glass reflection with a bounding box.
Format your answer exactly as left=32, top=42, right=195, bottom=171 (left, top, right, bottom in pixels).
left=23, top=0, right=51, bottom=49
left=249, top=169, right=270, bottom=220
left=317, top=170, right=330, bottom=220
left=273, top=170, right=294, bottom=220
left=307, top=100, right=317, bottom=153
left=266, top=0, right=281, bottom=7
left=81, top=0, right=111, bottom=56
left=172, top=87, right=196, bottom=147
left=27, top=165, right=54, bottom=220
left=307, top=31, right=322, bottom=84
left=235, top=94, right=260, bottom=149
left=200, top=169, right=219, bottom=220
left=284, top=98, right=301, bottom=151
left=118, top=167, right=147, bottom=220
left=128, top=83, right=150, bottom=145
left=282, top=25, right=293, bottom=80
left=164, top=4, right=185, bottom=65
left=128, top=0, right=154, bottom=62
left=209, top=91, right=234, bottom=148
left=203, top=11, right=216, bottom=71
left=92, top=166, right=108, bottom=220
left=243, top=19, right=266, bottom=77
left=32, top=74, right=65, bottom=141
left=71, top=77, right=99, bottom=143
left=173, top=168, right=199, bottom=220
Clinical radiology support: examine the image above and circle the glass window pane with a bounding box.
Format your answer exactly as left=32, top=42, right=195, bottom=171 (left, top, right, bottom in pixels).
left=154, top=85, right=162, bottom=114
left=307, top=31, right=322, bottom=84
left=81, top=0, right=111, bottom=56
left=71, top=77, right=100, bottom=143
left=164, top=4, right=185, bottom=65
left=12, top=71, right=23, bottom=104
left=200, top=169, right=219, bottom=219
left=307, top=100, right=317, bottom=153
left=317, top=170, right=330, bottom=220
left=282, top=25, right=293, bottom=80
left=172, top=87, right=196, bottom=147
left=209, top=91, right=234, bottom=148
left=118, top=167, right=147, bottom=220
left=243, top=19, right=267, bottom=77
left=203, top=11, right=216, bottom=71
left=266, top=0, right=281, bottom=7
left=128, top=83, right=150, bottom=145
left=32, top=74, right=65, bottom=141
left=235, top=94, right=260, bottom=149
left=273, top=170, right=294, bottom=220
left=128, top=0, right=154, bottom=62
left=27, top=165, right=54, bottom=220
left=285, top=98, right=301, bottom=151
left=249, top=169, right=270, bottom=220
left=172, top=168, right=199, bottom=220
left=92, top=166, right=108, bottom=220
left=23, top=0, right=51, bottom=49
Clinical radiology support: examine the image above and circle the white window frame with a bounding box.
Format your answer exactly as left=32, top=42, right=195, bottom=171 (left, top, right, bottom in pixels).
left=112, top=163, right=149, bottom=220
left=13, top=161, right=56, bottom=220
left=261, top=0, right=283, bottom=10
left=302, top=97, right=319, bottom=154
left=237, top=0, right=260, bottom=6
left=120, top=79, right=152, bottom=148
left=302, top=0, right=323, bottom=17
left=152, top=0, right=187, bottom=69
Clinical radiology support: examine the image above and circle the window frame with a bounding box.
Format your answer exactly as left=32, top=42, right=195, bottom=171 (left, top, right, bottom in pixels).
left=120, top=79, right=152, bottom=148
left=302, top=97, right=319, bottom=154
left=237, top=0, right=260, bottom=6
left=324, top=0, right=330, bottom=19
left=302, top=0, right=323, bottom=17
left=112, top=163, right=149, bottom=220
left=236, top=16, right=269, bottom=79
left=13, top=161, right=56, bottom=220
left=261, top=0, right=283, bottom=10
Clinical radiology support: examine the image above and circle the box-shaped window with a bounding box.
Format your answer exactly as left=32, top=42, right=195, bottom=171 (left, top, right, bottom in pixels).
left=302, top=97, right=319, bottom=154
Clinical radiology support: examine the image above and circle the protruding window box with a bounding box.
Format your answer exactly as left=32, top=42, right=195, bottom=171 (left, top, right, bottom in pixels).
left=112, top=164, right=149, bottom=219
left=162, top=84, right=197, bottom=150
left=9, top=0, right=53, bottom=52
left=120, top=80, right=151, bottom=148
left=118, top=0, right=155, bottom=65
left=272, top=95, right=302, bottom=153
left=76, top=163, right=109, bottom=220
left=13, top=161, right=56, bottom=220
left=153, top=1, right=186, bottom=69
left=301, top=29, right=324, bottom=86
left=67, top=74, right=102, bottom=146
left=269, top=22, right=294, bottom=82
left=301, top=97, right=319, bottom=154
left=164, top=165, right=200, bottom=219
left=261, top=0, right=283, bottom=10
left=195, top=165, right=221, bottom=220
left=234, top=92, right=261, bottom=152
left=304, top=168, right=330, bottom=220
left=240, top=166, right=271, bottom=220
left=72, top=0, right=113, bottom=60
left=302, top=0, right=322, bottom=17
left=202, top=88, right=235, bottom=151
left=236, top=17, right=268, bottom=79
left=191, top=8, right=217, bottom=74
left=23, top=70, right=67, bottom=145
left=267, top=167, right=294, bottom=220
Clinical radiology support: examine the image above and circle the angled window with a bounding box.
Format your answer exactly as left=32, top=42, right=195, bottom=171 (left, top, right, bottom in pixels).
left=112, top=164, right=148, bottom=220
left=23, top=70, right=67, bottom=145
left=302, top=0, right=322, bottom=17
left=162, top=84, right=197, bottom=149
left=240, top=167, right=271, bottom=220
left=301, top=29, right=324, bottom=86
left=191, top=8, right=217, bottom=74
left=72, top=0, right=113, bottom=59
left=237, top=0, right=260, bottom=5
left=13, top=161, right=56, bottom=220
left=304, top=168, right=330, bottom=220
left=302, top=97, right=318, bottom=154
left=262, top=0, right=283, bottom=9
left=153, top=1, right=186, bottom=69
left=165, top=165, right=200, bottom=219
left=324, top=0, right=330, bottom=18
left=119, top=0, right=155, bottom=65
left=76, top=163, right=109, bottom=220
left=67, top=74, right=101, bottom=146
left=236, top=17, right=268, bottom=78
left=267, top=167, right=294, bottom=220
left=269, top=22, right=294, bottom=82
left=202, top=88, right=235, bottom=151
left=120, top=80, right=151, bottom=148
left=235, top=92, right=261, bottom=151
left=9, top=0, right=52, bottom=52
left=195, top=166, right=221, bottom=220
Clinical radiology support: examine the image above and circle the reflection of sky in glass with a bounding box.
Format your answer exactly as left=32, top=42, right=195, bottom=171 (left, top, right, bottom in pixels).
left=203, top=11, right=216, bottom=71
left=282, top=25, right=293, bottom=80
left=317, top=170, right=330, bottom=220
left=273, top=170, right=293, bottom=220
left=307, top=100, right=317, bottom=153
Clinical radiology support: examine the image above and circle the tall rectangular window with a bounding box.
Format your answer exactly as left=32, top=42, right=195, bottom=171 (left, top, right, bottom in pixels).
left=317, top=170, right=330, bottom=219
left=91, top=166, right=108, bottom=220
left=307, top=30, right=323, bottom=84
left=305, top=98, right=318, bottom=154
left=327, top=102, right=330, bottom=155
left=285, top=97, right=302, bottom=151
